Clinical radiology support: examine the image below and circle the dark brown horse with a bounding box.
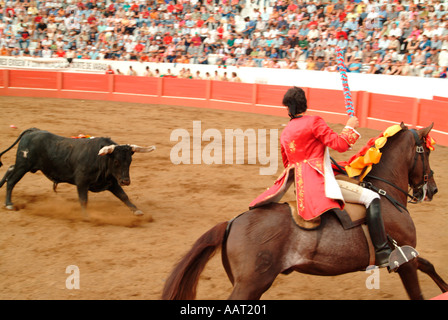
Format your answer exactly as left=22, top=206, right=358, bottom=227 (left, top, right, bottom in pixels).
left=162, top=123, right=448, bottom=300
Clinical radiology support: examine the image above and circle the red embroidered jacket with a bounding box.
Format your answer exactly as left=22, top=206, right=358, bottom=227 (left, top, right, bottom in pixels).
left=250, top=115, right=360, bottom=220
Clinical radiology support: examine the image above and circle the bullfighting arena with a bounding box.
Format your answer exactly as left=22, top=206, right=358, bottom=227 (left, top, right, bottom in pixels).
left=0, top=95, right=447, bottom=300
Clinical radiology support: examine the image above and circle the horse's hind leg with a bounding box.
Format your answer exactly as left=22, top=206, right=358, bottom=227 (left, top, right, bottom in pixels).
left=224, top=228, right=283, bottom=300
left=223, top=206, right=297, bottom=300
left=397, top=259, right=424, bottom=300
left=227, top=269, right=280, bottom=300
left=225, top=237, right=285, bottom=299
left=417, top=256, right=448, bottom=293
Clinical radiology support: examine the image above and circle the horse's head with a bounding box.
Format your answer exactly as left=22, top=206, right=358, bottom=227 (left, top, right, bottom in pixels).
left=406, top=122, right=437, bottom=203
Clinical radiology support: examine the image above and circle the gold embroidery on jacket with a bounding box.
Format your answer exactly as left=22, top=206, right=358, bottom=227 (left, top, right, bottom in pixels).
left=341, top=127, right=359, bottom=146
left=307, top=159, right=324, bottom=174
left=295, top=163, right=305, bottom=213
left=288, top=141, right=296, bottom=153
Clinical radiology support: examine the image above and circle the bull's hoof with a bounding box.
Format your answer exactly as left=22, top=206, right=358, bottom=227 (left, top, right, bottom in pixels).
left=133, top=210, right=144, bottom=216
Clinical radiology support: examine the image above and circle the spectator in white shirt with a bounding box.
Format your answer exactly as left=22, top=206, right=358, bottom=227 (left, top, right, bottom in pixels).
left=41, top=36, right=52, bottom=47
left=388, top=24, right=402, bottom=38
left=439, top=46, right=448, bottom=67
left=377, top=35, right=390, bottom=58
left=307, top=24, right=320, bottom=41
left=41, top=46, right=53, bottom=58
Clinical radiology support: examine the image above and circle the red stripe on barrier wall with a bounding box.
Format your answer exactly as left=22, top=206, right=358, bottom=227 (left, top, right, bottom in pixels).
left=369, top=94, right=415, bottom=124
left=162, top=78, right=207, bottom=99
left=114, top=75, right=159, bottom=95
left=256, top=84, right=289, bottom=106
left=420, top=99, right=448, bottom=132
left=308, top=88, right=349, bottom=113
left=9, top=70, right=57, bottom=89
left=211, top=81, right=252, bottom=103
left=0, top=69, right=447, bottom=146
left=62, top=73, right=108, bottom=92
left=433, top=96, right=448, bottom=102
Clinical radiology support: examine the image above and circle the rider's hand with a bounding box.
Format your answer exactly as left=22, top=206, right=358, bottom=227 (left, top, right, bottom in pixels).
left=346, top=116, right=359, bottom=130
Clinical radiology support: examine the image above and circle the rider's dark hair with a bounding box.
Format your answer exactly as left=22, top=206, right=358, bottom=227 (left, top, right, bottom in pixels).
left=282, top=86, right=307, bottom=119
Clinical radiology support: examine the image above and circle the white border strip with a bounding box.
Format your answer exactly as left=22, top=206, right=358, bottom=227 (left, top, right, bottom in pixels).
left=62, top=89, right=108, bottom=94
left=8, top=86, right=57, bottom=91
left=430, top=129, right=448, bottom=136
left=210, top=98, right=251, bottom=105
left=113, top=92, right=158, bottom=97
left=367, top=117, right=406, bottom=125
left=164, top=96, right=207, bottom=101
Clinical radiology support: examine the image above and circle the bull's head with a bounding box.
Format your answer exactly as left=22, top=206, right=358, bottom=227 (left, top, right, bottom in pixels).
left=98, top=144, right=155, bottom=186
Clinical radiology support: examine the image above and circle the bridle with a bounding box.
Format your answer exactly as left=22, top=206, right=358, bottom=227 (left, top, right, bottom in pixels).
left=361, top=129, right=433, bottom=212
left=407, top=129, right=434, bottom=203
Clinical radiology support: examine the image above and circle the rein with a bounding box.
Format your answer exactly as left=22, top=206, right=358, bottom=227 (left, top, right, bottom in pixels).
left=362, top=128, right=432, bottom=212
left=360, top=178, right=409, bottom=212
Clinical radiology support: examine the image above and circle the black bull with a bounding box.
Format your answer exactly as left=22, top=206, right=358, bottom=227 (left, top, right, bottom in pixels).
left=0, top=128, right=155, bottom=216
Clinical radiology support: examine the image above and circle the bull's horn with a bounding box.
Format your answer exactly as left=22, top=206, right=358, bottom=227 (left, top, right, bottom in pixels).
left=129, top=145, right=156, bottom=153
left=98, top=145, right=117, bottom=155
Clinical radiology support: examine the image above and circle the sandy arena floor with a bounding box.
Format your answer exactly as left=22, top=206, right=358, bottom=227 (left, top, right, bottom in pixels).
left=0, top=96, right=447, bottom=300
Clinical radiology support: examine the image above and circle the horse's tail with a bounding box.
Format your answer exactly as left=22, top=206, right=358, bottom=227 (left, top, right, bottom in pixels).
left=162, top=221, right=229, bottom=300
left=0, top=128, right=38, bottom=168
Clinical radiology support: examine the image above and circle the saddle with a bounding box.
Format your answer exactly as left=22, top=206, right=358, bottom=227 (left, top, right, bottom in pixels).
left=288, top=173, right=368, bottom=230
left=288, top=201, right=367, bottom=230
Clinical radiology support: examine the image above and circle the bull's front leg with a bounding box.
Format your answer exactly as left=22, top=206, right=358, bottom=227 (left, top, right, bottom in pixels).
left=76, top=184, right=90, bottom=220
left=109, top=182, right=143, bottom=216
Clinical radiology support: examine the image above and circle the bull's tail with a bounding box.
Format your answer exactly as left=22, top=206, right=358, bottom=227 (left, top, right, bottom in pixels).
left=0, top=128, right=38, bottom=168
left=161, top=221, right=228, bottom=300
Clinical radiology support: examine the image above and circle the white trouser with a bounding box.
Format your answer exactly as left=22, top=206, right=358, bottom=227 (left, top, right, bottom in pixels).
left=337, top=180, right=380, bottom=208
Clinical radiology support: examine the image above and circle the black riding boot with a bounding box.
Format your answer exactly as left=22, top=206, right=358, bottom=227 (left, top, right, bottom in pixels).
left=366, top=198, right=392, bottom=267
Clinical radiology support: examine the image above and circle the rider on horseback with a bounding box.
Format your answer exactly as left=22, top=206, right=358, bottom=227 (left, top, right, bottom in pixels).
left=250, top=87, right=392, bottom=267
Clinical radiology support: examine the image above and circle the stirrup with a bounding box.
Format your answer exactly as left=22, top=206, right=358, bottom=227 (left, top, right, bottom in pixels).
left=387, top=239, right=419, bottom=273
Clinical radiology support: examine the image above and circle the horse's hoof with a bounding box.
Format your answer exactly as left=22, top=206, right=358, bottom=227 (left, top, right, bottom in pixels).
left=5, top=204, right=15, bottom=210
left=133, top=210, right=144, bottom=216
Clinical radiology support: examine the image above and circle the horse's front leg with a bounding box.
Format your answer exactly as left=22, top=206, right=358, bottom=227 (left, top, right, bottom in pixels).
left=397, top=259, right=424, bottom=300
left=417, top=256, right=448, bottom=293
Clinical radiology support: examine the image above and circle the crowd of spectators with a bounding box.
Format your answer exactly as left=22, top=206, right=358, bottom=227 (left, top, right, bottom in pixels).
left=106, top=62, right=243, bottom=80
left=1, top=0, right=447, bottom=78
